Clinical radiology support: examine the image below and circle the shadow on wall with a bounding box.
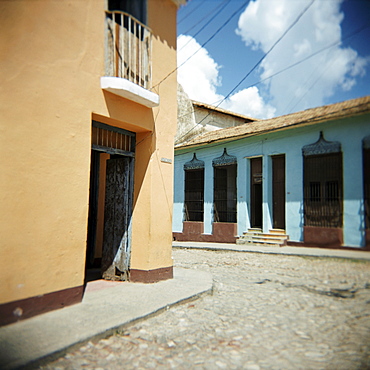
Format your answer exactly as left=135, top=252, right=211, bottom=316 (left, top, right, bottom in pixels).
left=102, top=90, right=157, bottom=210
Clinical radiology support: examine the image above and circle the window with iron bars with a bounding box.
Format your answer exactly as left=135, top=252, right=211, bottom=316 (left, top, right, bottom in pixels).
left=184, top=169, right=204, bottom=222
left=303, top=153, right=343, bottom=228
left=214, top=164, right=237, bottom=223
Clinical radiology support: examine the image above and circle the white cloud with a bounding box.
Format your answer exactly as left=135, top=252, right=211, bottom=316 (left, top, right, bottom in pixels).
left=177, top=34, right=275, bottom=119
left=222, top=87, right=276, bottom=119
left=236, top=0, right=368, bottom=115
left=177, top=35, right=223, bottom=105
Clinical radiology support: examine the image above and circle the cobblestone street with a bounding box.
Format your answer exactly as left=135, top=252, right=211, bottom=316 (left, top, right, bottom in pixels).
left=43, top=249, right=370, bottom=369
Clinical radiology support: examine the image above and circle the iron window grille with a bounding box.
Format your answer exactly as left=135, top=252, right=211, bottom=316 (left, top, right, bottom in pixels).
left=184, top=154, right=205, bottom=222
left=303, top=132, right=343, bottom=228
left=213, top=149, right=237, bottom=223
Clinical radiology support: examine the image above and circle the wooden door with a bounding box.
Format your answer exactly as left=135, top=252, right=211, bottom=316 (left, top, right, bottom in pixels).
left=364, top=148, right=370, bottom=229
left=272, top=155, right=286, bottom=230
left=250, top=158, right=263, bottom=228
left=101, top=156, right=133, bottom=280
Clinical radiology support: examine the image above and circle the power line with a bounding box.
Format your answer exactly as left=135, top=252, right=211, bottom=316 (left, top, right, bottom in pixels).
left=152, top=0, right=249, bottom=91
left=175, top=0, right=315, bottom=144
left=176, top=100, right=370, bottom=156
left=221, top=0, right=315, bottom=104
left=178, top=0, right=205, bottom=25
left=177, top=21, right=369, bottom=124
left=179, top=0, right=232, bottom=49
left=175, top=19, right=369, bottom=138
left=249, top=22, right=370, bottom=91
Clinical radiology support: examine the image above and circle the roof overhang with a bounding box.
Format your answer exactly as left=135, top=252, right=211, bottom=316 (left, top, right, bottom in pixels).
left=175, top=96, right=370, bottom=151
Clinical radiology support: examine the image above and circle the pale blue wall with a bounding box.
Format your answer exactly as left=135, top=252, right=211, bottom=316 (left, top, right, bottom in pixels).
left=173, top=113, right=370, bottom=247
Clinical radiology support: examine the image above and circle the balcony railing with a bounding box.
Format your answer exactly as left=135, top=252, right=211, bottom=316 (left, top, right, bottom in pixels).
left=105, top=11, right=152, bottom=90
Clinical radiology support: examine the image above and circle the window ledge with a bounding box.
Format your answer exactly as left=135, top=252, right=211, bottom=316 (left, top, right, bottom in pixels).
left=101, top=77, right=159, bottom=108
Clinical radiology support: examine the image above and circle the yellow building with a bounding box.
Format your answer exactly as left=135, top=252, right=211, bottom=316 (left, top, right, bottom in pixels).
left=0, top=0, right=185, bottom=326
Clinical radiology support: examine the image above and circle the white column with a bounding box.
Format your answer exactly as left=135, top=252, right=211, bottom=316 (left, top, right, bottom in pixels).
left=237, top=157, right=248, bottom=236
left=342, top=141, right=364, bottom=247
left=262, top=155, right=273, bottom=233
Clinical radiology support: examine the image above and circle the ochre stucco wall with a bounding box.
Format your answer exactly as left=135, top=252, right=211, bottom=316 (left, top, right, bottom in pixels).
left=0, top=0, right=178, bottom=305
left=129, top=0, right=178, bottom=272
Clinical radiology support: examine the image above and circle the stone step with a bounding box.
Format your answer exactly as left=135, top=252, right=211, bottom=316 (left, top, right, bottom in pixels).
left=269, top=229, right=286, bottom=235
left=247, top=228, right=262, bottom=234
left=236, top=239, right=282, bottom=247
left=243, top=232, right=288, bottom=240
left=250, top=235, right=287, bottom=243
left=237, top=229, right=289, bottom=247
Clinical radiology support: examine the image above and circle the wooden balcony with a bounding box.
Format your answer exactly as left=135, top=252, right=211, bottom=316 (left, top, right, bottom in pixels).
left=105, top=11, right=152, bottom=90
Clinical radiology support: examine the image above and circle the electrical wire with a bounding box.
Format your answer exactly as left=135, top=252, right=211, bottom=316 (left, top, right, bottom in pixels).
left=152, top=0, right=249, bottom=91
left=179, top=0, right=232, bottom=51
left=175, top=0, right=315, bottom=144
left=176, top=101, right=370, bottom=157
left=178, top=0, right=205, bottom=25
left=176, top=21, right=369, bottom=126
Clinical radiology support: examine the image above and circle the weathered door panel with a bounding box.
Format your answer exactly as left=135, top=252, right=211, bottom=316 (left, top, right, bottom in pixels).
left=101, top=156, right=132, bottom=280
left=364, top=148, right=370, bottom=230
left=272, top=155, right=286, bottom=229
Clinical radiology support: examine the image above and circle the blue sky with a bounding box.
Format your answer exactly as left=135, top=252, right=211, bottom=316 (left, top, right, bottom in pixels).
left=177, top=0, right=370, bottom=118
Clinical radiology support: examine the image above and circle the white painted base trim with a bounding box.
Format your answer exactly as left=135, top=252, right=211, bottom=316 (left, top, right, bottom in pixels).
left=101, top=77, right=160, bottom=108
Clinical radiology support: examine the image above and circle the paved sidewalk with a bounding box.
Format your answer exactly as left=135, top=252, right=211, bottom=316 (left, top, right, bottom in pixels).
left=173, top=241, right=370, bottom=260
left=0, top=268, right=213, bottom=370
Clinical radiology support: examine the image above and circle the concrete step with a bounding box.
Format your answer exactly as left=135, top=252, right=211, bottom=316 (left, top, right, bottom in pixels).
left=250, top=235, right=287, bottom=243
left=269, top=229, right=286, bottom=235
left=237, top=229, right=288, bottom=247
left=247, top=228, right=262, bottom=234
left=236, top=239, right=282, bottom=247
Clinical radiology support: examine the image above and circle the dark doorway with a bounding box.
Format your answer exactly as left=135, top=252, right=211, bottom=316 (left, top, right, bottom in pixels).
left=250, top=157, right=263, bottom=228
left=86, top=151, right=100, bottom=269
left=85, top=121, right=135, bottom=283
left=272, top=155, right=286, bottom=229
left=363, top=147, right=370, bottom=230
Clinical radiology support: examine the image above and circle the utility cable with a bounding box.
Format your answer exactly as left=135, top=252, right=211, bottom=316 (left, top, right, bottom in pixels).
left=221, top=0, right=315, bottom=104
left=176, top=100, right=370, bottom=157
left=177, top=21, right=369, bottom=123
left=179, top=0, right=232, bottom=51
left=178, top=0, right=205, bottom=25
left=175, top=0, right=315, bottom=144
left=175, top=20, right=369, bottom=127
left=152, top=0, right=249, bottom=91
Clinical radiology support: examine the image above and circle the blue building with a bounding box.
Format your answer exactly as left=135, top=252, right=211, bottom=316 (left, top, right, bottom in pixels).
left=173, top=96, right=370, bottom=249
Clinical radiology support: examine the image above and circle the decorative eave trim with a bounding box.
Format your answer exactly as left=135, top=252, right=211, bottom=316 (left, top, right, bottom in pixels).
left=184, top=153, right=204, bottom=170
left=212, top=148, right=237, bottom=167
left=302, top=131, right=341, bottom=156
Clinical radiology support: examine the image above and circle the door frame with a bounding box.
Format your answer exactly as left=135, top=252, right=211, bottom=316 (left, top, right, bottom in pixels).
left=250, top=157, right=263, bottom=229
left=85, top=121, right=136, bottom=281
